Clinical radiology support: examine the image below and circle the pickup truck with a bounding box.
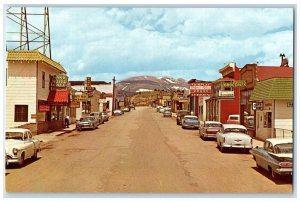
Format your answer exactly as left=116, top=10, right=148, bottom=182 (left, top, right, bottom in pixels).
left=5, top=128, right=41, bottom=167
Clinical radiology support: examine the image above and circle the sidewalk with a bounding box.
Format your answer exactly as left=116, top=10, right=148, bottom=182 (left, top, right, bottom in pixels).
left=34, top=124, right=76, bottom=146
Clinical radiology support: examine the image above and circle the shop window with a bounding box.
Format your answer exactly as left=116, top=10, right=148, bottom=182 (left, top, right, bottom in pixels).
left=42, top=71, right=45, bottom=88
left=15, top=105, right=28, bottom=122
left=264, top=112, right=272, bottom=128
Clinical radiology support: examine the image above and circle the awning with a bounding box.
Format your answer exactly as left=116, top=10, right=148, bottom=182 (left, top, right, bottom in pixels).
left=47, top=89, right=69, bottom=105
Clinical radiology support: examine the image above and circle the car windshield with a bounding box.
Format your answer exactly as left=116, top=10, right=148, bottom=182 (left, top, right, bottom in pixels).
left=274, top=143, right=293, bottom=154
left=6, top=132, right=23, bottom=140
left=186, top=117, right=198, bottom=121
left=81, top=117, right=93, bottom=122
left=206, top=123, right=222, bottom=127
left=224, top=128, right=246, bottom=133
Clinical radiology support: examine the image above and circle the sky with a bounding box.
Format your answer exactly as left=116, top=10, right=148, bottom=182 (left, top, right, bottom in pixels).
left=5, top=6, right=294, bottom=83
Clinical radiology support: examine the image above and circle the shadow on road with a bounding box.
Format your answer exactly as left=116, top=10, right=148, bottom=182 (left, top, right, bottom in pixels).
left=6, top=157, right=42, bottom=170
left=251, top=167, right=293, bottom=185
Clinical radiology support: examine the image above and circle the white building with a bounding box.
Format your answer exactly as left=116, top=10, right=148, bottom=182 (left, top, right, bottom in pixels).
left=6, top=50, right=68, bottom=134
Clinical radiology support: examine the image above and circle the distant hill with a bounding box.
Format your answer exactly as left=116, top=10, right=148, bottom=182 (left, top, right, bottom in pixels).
left=116, top=76, right=189, bottom=96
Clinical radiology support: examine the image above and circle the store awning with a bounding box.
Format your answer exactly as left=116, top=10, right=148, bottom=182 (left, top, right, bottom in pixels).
left=47, top=89, right=69, bottom=105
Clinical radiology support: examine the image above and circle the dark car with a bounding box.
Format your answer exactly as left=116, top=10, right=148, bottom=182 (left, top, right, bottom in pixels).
left=176, top=110, right=191, bottom=125
left=76, top=116, right=100, bottom=131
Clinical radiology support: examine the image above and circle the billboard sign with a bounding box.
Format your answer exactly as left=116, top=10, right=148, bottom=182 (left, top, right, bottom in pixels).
left=190, top=82, right=212, bottom=96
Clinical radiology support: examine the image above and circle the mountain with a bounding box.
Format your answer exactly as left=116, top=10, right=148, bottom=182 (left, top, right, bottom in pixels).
left=116, top=76, right=189, bottom=95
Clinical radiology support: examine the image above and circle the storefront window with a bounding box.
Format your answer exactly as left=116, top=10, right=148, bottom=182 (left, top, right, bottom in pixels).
left=264, top=112, right=272, bottom=128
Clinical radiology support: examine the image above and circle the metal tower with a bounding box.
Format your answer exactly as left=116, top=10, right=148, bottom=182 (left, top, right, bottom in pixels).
left=6, top=7, right=52, bottom=58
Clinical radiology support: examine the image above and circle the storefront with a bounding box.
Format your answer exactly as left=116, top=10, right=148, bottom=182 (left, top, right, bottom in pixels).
left=250, top=78, right=293, bottom=140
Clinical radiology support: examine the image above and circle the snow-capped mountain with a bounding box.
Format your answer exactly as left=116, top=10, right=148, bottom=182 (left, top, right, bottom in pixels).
left=116, top=75, right=189, bottom=95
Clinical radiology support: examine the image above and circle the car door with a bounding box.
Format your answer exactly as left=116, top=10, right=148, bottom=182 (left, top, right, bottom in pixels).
left=23, top=132, right=34, bottom=159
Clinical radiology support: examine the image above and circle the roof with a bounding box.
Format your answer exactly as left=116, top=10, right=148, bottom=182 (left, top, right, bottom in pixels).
left=183, top=115, right=198, bottom=119
left=250, top=78, right=293, bottom=101
left=266, top=138, right=293, bottom=146
left=257, top=66, right=294, bottom=81
left=69, top=81, right=110, bottom=85
left=6, top=128, right=31, bottom=133
left=223, top=124, right=247, bottom=130
left=47, top=89, right=69, bottom=104
left=204, top=121, right=222, bottom=124
left=7, top=50, right=66, bottom=73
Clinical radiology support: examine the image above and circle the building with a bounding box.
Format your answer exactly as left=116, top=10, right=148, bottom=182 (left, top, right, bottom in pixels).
left=188, top=79, right=212, bottom=120
left=206, top=62, right=241, bottom=123
left=171, top=90, right=189, bottom=113
left=70, top=79, right=114, bottom=118
left=250, top=78, right=293, bottom=140
left=240, top=63, right=294, bottom=136
left=6, top=50, right=69, bottom=134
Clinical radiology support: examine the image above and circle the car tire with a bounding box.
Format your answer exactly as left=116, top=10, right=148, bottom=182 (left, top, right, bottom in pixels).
left=270, top=168, right=278, bottom=179
left=19, top=153, right=25, bottom=167
left=32, top=150, right=38, bottom=160
left=220, top=144, right=226, bottom=153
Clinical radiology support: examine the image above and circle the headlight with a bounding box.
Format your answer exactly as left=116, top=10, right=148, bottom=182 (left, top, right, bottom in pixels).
left=13, top=148, right=19, bottom=155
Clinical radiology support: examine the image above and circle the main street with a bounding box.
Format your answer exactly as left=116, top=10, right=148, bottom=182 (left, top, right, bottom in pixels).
left=5, top=107, right=292, bottom=193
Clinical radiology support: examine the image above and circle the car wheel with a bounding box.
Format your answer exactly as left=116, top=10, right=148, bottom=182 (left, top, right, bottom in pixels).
left=19, top=153, right=25, bottom=167
left=220, top=144, right=226, bottom=153
left=32, top=150, right=38, bottom=160
left=270, top=168, right=278, bottom=179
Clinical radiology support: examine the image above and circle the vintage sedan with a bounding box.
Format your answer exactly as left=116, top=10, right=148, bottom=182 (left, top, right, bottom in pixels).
left=163, top=109, right=172, bottom=117
left=90, top=112, right=104, bottom=124
left=216, top=124, right=252, bottom=153
left=176, top=110, right=191, bottom=125
left=181, top=115, right=200, bottom=129
left=199, top=121, right=222, bottom=140
left=76, top=116, right=100, bottom=131
left=252, top=138, right=293, bottom=179
left=102, top=112, right=109, bottom=122
left=5, top=128, right=41, bottom=167
left=113, top=109, right=123, bottom=116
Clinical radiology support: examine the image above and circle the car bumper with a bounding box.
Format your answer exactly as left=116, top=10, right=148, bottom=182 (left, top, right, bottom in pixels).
left=203, top=133, right=217, bottom=138
left=7, top=156, right=21, bottom=165
left=275, top=168, right=293, bottom=176
left=183, top=124, right=199, bottom=129
left=223, top=144, right=252, bottom=149
left=76, top=125, right=94, bottom=129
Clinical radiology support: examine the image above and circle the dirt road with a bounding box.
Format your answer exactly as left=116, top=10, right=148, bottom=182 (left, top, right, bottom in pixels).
left=5, top=107, right=293, bottom=194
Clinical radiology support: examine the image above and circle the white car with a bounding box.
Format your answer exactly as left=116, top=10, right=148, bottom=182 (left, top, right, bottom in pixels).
left=216, top=124, right=252, bottom=153
left=5, top=128, right=41, bottom=167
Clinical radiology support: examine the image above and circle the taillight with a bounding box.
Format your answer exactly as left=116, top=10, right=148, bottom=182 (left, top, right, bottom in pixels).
left=279, top=162, right=293, bottom=168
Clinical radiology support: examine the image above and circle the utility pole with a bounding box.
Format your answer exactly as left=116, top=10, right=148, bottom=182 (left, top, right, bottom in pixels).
left=112, top=76, right=116, bottom=113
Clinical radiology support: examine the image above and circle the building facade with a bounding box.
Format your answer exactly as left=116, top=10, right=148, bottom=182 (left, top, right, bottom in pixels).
left=6, top=50, right=68, bottom=134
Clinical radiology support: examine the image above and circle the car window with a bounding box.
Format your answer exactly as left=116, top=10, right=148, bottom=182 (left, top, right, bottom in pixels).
left=224, top=128, right=246, bottom=133
left=24, top=132, right=29, bottom=140
left=6, top=132, right=23, bottom=140
left=229, top=116, right=239, bottom=120
left=273, top=143, right=293, bottom=154
left=206, top=123, right=222, bottom=127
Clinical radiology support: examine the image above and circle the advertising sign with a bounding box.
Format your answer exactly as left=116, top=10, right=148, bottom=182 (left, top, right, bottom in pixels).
left=190, top=83, right=212, bottom=96
left=56, top=74, right=69, bottom=88
left=70, top=101, right=80, bottom=108
left=74, top=94, right=88, bottom=102
left=38, top=104, right=50, bottom=112
left=85, top=77, right=93, bottom=90
left=223, top=80, right=246, bottom=88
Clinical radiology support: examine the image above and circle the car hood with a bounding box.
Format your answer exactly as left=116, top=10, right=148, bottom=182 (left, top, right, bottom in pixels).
left=77, top=121, right=92, bottom=124
left=5, top=139, right=24, bottom=150
left=184, top=120, right=199, bottom=124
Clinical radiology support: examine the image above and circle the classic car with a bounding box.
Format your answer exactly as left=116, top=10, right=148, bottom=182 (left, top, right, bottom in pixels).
left=90, top=112, right=104, bottom=124
left=181, top=115, right=200, bottom=129
left=199, top=121, right=222, bottom=140
left=113, top=109, right=123, bottom=116
left=122, top=107, right=130, bottom=112
left=216, top=124, right=252, bottom=153
left=102, top=112, right=109, bottom=122
left=244, top=116, right=254, bottom=128
left=76, top=116, right=100, bottom=131
left=163, top=109, right=172, bottom=117
left=176, top=110, right=191, bottom=125
left=251, top=138, right=293, bottom=179
left=226, top=114, right=240, bottom=124
left=5, top=128, right=41, bottom=167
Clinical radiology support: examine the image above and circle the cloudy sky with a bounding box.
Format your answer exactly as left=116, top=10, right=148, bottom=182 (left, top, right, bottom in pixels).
left=6, top=6, right=294, bottom=82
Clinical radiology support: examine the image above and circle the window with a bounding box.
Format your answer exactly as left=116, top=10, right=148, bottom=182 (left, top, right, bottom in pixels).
left=42, top=71, right=45, bottom=88
left=15, top=105, right=28, bottom=122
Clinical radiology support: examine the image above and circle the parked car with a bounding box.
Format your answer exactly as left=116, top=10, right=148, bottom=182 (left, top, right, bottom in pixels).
left=122, top=107, right=130, bottom=112
left=76, top=116, right=100, bottom=131
left=113, top=109, right=123, bottom=116
left=159, top=107, right=166, bottom=113
left=176, top=110, right=191, bottom=125
left=5, top=128, right=41, bottom=167
left=102, top=112, right=109, bottom=122
left=156, top=106, right=163, bottom=112
left=216, top=124, right=252, bottom=153
left=163, top=110, right=172, bottom=117
left=199, top=121, right=222, bottom=140
left=252, top=138, right=293, bottom=179
left=90, top=112, right=104, bottom=124
left=226, top=114, right=240, bottom=124
left=244, top=116, right=254, bottom=128
left=182, top=115, right=200, bottom=129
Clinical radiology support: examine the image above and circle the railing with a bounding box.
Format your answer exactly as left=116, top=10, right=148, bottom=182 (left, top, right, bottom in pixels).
left=274, top=128, right=293, bottom=138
